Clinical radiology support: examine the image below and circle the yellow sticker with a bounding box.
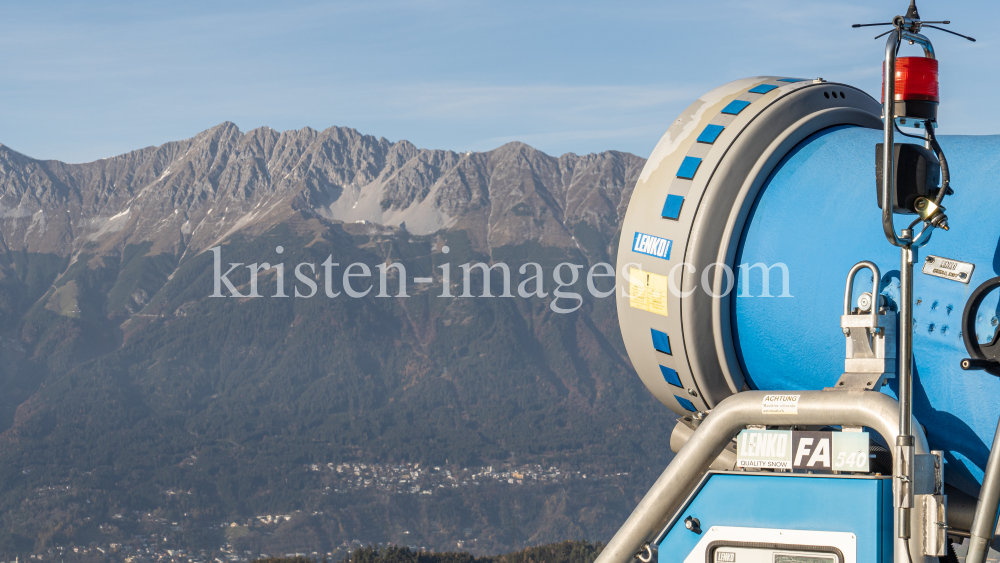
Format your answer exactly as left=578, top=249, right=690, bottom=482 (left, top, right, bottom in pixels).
left=629, top=267, right=668, bottom=317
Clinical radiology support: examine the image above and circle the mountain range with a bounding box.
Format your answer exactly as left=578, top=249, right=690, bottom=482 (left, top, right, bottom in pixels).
left=0, top=123, right=675, bottom=558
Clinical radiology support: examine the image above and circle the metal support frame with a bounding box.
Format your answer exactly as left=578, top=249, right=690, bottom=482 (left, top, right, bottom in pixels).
left=896, top=245, right=916, bottom=547
left=880, top=29, right=936, bottom=248
left=897, top=16, right=1000, bottom=558
left=593, top=390, right=929, bottom=563
left=881, top=29, right=938, bottom=559
left=878, top=22, right=1000, bottom=563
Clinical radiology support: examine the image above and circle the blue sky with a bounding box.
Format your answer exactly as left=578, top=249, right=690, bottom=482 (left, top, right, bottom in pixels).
left=0, top=0, right=994, bottom=163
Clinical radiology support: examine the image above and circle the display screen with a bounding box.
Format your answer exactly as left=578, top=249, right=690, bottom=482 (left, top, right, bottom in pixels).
left=712, top=545, right=841, bottom=563
left=774, top=555, right=836, bottom=563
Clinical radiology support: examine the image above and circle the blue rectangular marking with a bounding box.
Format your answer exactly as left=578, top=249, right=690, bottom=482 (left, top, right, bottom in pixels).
left=778, top=77, right=806, bottom=82
left=721, top=100, right=751, bottom=115
left=659, top=365, right=681, bottom=387
left=660, top=194, right=684, bottom=220
left=676, top=156, right=702, bottom=179
left=674, top=395, right=696, bottom=412
left=651, top=328, right=671, bottom=354
left=749, top=84, right=777, bottom=94
left=632, top=232, right=672, bottom=260
left=696, top=124, right=724, bottom=144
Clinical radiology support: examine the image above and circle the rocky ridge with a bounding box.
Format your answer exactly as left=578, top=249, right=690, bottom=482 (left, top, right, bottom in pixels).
left=0, top=123, right=644, bottom=261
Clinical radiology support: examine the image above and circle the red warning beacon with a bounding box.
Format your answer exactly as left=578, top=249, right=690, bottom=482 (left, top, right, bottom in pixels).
left=883, top=56, right=940, bottom=121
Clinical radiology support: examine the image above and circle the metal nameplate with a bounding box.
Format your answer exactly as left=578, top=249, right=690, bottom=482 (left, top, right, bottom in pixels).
left=922, top=255, right=974, bottom=284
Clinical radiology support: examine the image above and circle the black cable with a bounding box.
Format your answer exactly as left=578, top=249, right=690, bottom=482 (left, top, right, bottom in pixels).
left=894, top=122, right=926, bottom=141
left=892, top=122, right=948, bottom=230
left=924, top=121, right=950, bottom=205
left=892, top=124, right=926, bottom=231
left=906, top=216, right=925, bottom=231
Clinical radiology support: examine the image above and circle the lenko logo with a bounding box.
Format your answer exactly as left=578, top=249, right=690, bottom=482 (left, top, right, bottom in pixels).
left=631, top=231, right=672, bottom=260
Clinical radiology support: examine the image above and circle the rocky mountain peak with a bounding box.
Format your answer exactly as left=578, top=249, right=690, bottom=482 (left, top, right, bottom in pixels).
left=0, top=124, right=645, bottom=259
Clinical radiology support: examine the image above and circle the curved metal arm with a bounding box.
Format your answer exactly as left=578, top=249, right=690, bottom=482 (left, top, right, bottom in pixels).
left=882, top=30, right=905, bottom=247
left=909, top=222, right=935, bottom=248
left=844, top=261, right=882, bottom=331
left=901, top=30, right=935, bottom=59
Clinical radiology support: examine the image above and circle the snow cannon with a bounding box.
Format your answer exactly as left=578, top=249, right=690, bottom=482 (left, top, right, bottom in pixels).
left=601, top=3, right=1000, bottom=562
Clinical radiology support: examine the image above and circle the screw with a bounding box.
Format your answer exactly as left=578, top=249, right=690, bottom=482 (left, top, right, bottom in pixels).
left=926, top=256, right=934, bottom=263
left=960, top=272, right=968, bottom=279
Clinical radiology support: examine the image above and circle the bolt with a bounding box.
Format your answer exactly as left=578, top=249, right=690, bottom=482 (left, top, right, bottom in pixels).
left=684, top=516, right=702, bottom=534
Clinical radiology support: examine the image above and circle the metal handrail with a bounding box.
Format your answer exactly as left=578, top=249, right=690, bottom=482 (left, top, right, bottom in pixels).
left=594, top=391, right=929, bottom=563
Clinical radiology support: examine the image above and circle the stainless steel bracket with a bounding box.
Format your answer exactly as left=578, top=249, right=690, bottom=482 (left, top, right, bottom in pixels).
left=830, top=262, right=897, bottom=391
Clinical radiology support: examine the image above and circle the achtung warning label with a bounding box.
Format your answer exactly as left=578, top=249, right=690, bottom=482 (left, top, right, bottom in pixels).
left=629, top=267, right=668, bottom=317
left=761, top=394, right=800, bottom=414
